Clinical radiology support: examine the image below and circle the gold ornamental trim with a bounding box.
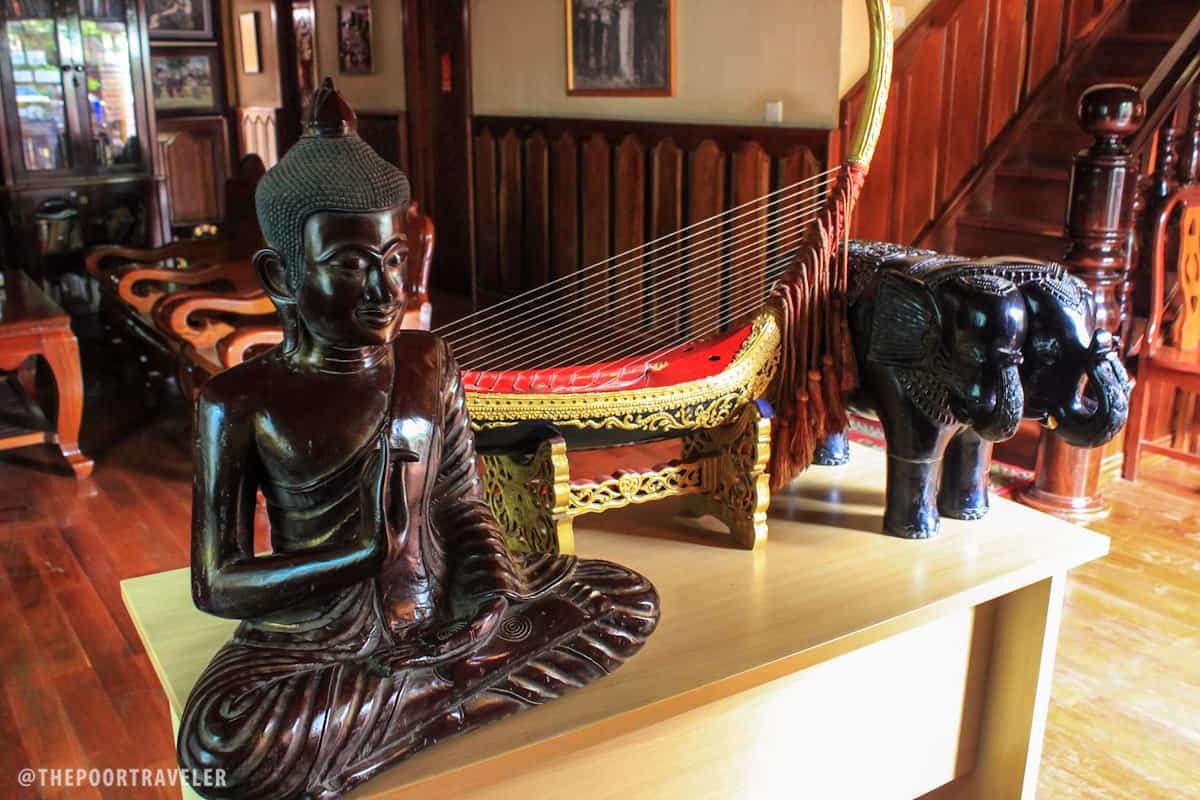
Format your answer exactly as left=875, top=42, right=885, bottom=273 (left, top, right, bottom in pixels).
left=847, top=0, right=894, bottom=168
left=466, top=309, right=781, bottom=433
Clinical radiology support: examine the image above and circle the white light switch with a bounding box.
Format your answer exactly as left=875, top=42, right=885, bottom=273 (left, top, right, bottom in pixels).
left=765, top=100, right=783, bottom=124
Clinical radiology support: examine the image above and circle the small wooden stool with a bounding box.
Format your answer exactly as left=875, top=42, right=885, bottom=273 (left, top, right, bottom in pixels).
left=0, top=271, right=94, bottom=477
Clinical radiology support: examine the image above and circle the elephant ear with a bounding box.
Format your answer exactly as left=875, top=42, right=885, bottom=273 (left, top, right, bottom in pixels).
left=867, top=271, right=942, bottom=367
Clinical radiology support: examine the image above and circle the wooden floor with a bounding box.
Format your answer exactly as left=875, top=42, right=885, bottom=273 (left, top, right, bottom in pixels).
left=1, top=347, right=1197, bottom=799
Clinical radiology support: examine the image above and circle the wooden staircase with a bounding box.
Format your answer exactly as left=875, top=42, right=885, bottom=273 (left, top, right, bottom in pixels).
left=924, top=0, right=1200, bottom=259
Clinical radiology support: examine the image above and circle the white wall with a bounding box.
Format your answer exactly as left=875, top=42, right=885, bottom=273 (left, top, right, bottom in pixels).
left=314, top=0, right=407, bottom=111
left=839, top=0, right=932, bottom=96
left=472, top=0, right=846, bottom=128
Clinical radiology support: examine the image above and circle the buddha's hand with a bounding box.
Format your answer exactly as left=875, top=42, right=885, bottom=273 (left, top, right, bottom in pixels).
left=359, top=431, right=393, bottom=566
left=385, top=596, right=510, bottom=669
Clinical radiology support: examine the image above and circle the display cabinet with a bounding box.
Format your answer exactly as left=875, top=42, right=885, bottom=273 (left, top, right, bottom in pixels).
left=0, top=0, right=164, bottom=302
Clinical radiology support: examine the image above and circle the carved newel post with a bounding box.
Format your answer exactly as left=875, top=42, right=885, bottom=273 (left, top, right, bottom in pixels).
left=1020, top=84, right=1144, bottom=517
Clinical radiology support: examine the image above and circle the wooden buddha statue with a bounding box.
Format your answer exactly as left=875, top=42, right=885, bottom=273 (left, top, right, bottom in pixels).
left=177, top=79, right=660, bottom=800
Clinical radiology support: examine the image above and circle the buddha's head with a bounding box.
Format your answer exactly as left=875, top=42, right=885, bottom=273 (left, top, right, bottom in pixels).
left=254, top=78, right=411, bottom=348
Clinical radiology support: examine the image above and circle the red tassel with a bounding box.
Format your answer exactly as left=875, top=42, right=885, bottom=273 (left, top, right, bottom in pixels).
left=767, top=165, right=867, bottom=488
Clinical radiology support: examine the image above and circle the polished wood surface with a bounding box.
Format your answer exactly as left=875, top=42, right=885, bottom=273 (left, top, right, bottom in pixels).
left=1021, top=85, right=1144, bottom=517
left=841, top=0, right=1126, bottom=247
left=1124, top=183, right=1200, bottom=478
left=123, top=443, right=1106, bottom=798
left=0, top=360, right=1196, bottom=797
left=919, top=0, right=1188, bottom=260
left=471, top=115, right=825, bottom=331
left=0, top=272, right=92, bottom=478
left=156, top=117, right=231, bottom=227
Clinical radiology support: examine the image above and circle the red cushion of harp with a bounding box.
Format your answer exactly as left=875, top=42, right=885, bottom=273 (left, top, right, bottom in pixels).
left=461, top=322, right=755, bottom=395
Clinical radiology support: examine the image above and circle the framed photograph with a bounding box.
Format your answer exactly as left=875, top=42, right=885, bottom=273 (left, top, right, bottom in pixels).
left=337, top=3, right=373, bottom=75
left=239, top=12, right=261, bottom=74
left=151, top=49, right=221, bottom=114
left=566, top=0, right=675, bottom=96
left=146, top=0, right=214, bottom=40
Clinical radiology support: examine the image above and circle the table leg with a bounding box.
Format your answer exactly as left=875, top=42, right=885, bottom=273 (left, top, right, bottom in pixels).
left=922, top=573, right=1068, bottom=800
left=40, top=330, right=94, bottom=479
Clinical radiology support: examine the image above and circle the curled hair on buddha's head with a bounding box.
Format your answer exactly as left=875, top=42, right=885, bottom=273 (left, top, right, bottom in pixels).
left=255, top=77, right=411, bottom=291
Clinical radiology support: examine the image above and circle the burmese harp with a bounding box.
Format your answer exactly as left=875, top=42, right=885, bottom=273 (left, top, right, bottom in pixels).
left=439, top=1, right=893, bottom=552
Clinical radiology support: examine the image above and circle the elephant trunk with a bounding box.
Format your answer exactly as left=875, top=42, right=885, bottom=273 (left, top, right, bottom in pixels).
left=974, top=363, right=1025, bottom=442
left=1051, top=329, right=1131, bottom=448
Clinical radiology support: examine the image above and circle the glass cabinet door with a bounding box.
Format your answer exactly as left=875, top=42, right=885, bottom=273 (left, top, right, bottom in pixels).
left=4, top=1, right=72, bottom=172
left=77, top=0, right=138, bottom=168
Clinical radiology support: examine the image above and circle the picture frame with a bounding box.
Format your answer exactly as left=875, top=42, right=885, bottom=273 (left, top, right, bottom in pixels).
left=239, top=12, right=261, bottom=74
left=337, top=2, right=374, bottom=75
left=150, top=48, right=221, bottom=115
left=146, top=0, right=214, bottom=40
left=566, top=0, right=675, bottom=96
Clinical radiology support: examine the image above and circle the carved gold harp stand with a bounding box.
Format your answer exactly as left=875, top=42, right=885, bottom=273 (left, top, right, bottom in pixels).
left=441, top=1, right=893, bottom=554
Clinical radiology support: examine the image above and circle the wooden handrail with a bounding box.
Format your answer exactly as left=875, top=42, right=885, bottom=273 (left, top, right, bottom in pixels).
left=1132, top=10, right=1200, bottom=154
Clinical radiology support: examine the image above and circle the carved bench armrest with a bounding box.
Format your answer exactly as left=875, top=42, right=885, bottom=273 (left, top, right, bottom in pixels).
left=85, top=238, right=244, bottom=279
left=152, top=289, right=276, bottom=349
left=115, top=260, right=256, bottom=315
left=217, top=326, right=285, bottom=367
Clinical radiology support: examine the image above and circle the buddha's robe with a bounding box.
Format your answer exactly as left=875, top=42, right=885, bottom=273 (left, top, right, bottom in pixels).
left=177, top=334, right=659, bottom=800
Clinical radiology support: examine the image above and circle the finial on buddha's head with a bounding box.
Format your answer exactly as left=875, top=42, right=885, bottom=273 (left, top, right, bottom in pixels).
left=254, top=78, right=410, bottom=292
left=307, top=77, right=358, bottom=137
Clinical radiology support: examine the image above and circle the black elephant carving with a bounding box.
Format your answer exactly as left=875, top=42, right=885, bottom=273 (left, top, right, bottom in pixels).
left=816, top=241, right=1131, bottom=539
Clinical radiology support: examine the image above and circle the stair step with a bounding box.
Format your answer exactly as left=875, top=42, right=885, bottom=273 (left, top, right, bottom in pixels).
left=1008, top=121, right=1091, bottom=168
left=974, top=168, right=1070, bottom=226
left=954, top=214, right=1067, bottom=261
left=1084, top=38, right=1170, bottom=79
left=1124, top=1, right=1200, bottom=36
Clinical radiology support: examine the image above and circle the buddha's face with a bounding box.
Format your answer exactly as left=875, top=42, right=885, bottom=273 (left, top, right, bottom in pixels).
left=298, top=207, right=409, bottom=346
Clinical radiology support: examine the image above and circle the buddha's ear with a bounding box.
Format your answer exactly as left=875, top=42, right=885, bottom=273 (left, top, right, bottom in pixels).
left=253, top=248, right=292, bottom=304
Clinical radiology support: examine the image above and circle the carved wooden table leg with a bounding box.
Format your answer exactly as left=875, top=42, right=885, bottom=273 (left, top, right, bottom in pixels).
left=0, top=270, right=93, bottom=479
left=40, top=328, right=94, bottom=478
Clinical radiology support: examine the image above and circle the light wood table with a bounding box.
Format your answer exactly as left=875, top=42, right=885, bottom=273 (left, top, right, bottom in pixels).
left=121, top=445, right=1108, bottom=800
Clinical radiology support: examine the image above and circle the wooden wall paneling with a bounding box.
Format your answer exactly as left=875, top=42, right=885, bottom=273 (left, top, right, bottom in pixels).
left=849, top=71, right=900, bottom=242
left=355, top=112, right=408, bottom=172
left=498, top=130, right=524, bottom=293
left=777, top=145, right=822, bottom=268
left=688, top=139, right=727, bottom=335
left=732, top=141, right=771, bottom=323
left=1027, top=0, right=1066, bottom=95
left=471, top=116, right=836, bottom=308
left=156, top=116, right=230, bottom=226
left=614, top=135, right=647, bottom=334
left=650, top=138, right=684, bottom=334
left=551, top=132, right=580, bottom=285
left=581, top=134, right=612, bottom=319
left=896, top=24, right=948, bottom=244
left=474, top=129, right=500, bottom=292
left=524, top=131, right=551, bottom=287
left=983, top=0, right=1029, bottom=143
left=938, top=0, right=990, bottom=202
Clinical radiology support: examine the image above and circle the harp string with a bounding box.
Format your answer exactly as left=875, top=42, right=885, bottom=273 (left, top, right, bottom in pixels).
left=482, top=219, right=806, bottom=373
left=444, top=176, right=832, bottom=353
left=452, top=196, right=823, bottom=368
left=454, top=204, right=816, bottom=370
left=490, top=245, right=803, bottom=387
left=436, top=167, right=839, bottom=339
left=467, top=201, right=817, bottom=371
left=448, top=188, right=830, bottom=367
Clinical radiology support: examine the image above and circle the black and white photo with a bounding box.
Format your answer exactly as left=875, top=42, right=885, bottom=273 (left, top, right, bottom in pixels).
left=567, top=0, right=674, bottom=95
